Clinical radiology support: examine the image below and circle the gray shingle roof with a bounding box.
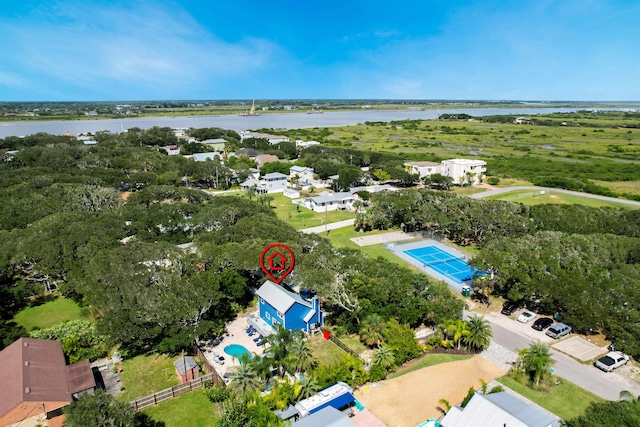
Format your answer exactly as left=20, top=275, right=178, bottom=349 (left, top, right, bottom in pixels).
left=173, top=356, right=198, bottom=375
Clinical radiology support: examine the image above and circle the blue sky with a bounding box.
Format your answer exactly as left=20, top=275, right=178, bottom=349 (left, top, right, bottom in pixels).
left=1, top=0, right=638, bottom=101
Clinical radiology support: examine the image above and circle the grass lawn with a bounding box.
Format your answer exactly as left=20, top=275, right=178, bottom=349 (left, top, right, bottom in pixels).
left=308, top=333, right=354, bottom=365
left=497, top=375, right=604, bottom=421
left=325, top=227, right=418, bottom=268
left=118, top=354, right=180, bottom=402
left=388, top=353, right=474, bottom=379
left=486, top=190, right=636, bottom=209
left=142, top=389, right=218, bottom=427
left=13, top=297, right=85, bottom=331
left=269, top=192, right=356, bottom=229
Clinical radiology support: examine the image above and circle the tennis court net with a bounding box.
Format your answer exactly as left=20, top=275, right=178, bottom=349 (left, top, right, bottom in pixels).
left=422, top=257, right=461, bottom=267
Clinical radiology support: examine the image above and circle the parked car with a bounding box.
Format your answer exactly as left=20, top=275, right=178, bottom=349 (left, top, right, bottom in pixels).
left=531, top=317, right=554, bottom=331
left=517, top=311, right=535, bottom=323
left=501, top=302, right=518, bottom=316
left=594, top=351, right=629, bottom=372
left=546, top=322, right=572, bottom=339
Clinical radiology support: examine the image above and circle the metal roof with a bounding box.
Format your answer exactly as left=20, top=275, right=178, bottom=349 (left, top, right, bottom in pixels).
left=293, top=406, right=355, bottom=427
left=256, top=281, right=312, bottom=314
left=441, top=392, right=558, bottom=427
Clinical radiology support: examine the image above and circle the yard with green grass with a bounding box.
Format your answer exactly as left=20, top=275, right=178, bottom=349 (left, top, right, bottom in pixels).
left=497, top=375, right=604, bottom=421
left=118, top=354, right=181, bottom=402
left=388, top=353, right=474, bottom=379
left=142, top=389, right=217, bottom=427
left=268, top=192, right=356, bottom=229
left=307, top=333, right=365, bottom=365
left=13, top=297, right=85, bottom=331
left=325, top=227, right=418, bottom=267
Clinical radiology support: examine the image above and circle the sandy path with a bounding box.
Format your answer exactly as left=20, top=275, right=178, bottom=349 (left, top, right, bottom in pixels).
left=354, top=356, right=506, bottom=427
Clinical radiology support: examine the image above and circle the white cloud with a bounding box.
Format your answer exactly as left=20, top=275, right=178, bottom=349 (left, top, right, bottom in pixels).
left=0, top=1, right=280, bottom=98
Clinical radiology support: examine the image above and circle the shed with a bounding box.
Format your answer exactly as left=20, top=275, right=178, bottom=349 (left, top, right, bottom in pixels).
left=173, top=356, right=200, bottom=383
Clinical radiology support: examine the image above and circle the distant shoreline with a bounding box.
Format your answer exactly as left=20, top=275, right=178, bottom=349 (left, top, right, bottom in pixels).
left=0, top=106, right=632, bottom=138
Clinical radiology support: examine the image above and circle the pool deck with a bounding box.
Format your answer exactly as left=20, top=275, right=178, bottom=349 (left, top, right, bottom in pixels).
left=388, top=240, right=472, bottom=293
left=199, top=312, right=266, bottom=381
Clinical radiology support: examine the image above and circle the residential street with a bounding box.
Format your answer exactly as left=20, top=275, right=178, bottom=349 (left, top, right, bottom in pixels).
left=301, top=218, right=355, bottom=234
left=471, top=186, right=640, bottom=208
left=485, top=316, right=640, bottom=401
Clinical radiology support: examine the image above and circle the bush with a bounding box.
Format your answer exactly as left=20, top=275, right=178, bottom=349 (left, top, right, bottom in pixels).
left=487, top=177, right=500, bottom=185
left=206, top=385, right=231, bottom=403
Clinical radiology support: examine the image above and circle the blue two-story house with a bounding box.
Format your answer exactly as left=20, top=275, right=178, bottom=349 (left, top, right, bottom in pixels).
left=254, top=281, right=323, bottom=334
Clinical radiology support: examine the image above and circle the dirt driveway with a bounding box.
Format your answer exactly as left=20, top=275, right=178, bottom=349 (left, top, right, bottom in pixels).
left=354, top=356, right=506, bottom=427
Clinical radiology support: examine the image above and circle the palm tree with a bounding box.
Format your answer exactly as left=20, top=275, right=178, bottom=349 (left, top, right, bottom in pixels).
left=463, top=315, right=492, bottom=352
left=228, top=362, right=262, bottom=398
left=439, top=319, right=470, bottom=350
left=521, top=342, right=556, bottom=386
left=359, top=314, right=385, bottom=348
left=297, top=375, right=319, bottom=400
left=288, top=339, right=317, bottom=374
left=372, top=345, right=395, bottom=369
left=436, top=398, right=451, bottom=416
left=619, top=390, right=639, bottom=403
left=264, top=325, right=295, bottom=377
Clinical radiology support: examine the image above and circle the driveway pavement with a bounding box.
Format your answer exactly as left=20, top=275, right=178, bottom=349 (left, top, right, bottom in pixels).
left=483, top=313, right=640, bottom=400
left=301, top=218, right=355, bottom=234
left=471, top=186, right=640, bottom=208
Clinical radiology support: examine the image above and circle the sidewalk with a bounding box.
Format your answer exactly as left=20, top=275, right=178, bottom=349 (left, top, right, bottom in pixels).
left=300, top=218, right=355, bottom=234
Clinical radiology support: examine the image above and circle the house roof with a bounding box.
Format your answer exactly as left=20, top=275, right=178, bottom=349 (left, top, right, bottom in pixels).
left=256, top=281, right=312, bottom=314
left=440, top=392, right=558, bottom=427
left=190, top=152, right=221, bottom=162
left=256, top=154, right=281, bottom=165
left=290, top=165, right=313, bottom=173
left=201, top=138, right=227, bottom=144
left=307, top=192, right=354, bottom=205
left=275, top=404, right=300, bottom=420
left=0, top=338, right=95, bottom=421
left=264, top=172, right=288, bottom=179
left=441, top=158, right=487, bottom=166
left=292, top=406, right=355, bottom=427
left=173, top=356, right=199, bottom=375
left=404, top=161, right=441, bottom=167
left=236, top=148, right=262, bottom=157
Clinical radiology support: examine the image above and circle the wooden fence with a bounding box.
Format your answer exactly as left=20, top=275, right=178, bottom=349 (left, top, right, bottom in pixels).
left=130, top=373, right=216, bottom=411
left=130, top=344, right=226, bottom=412
left=322, top=329, right=359, bottom=358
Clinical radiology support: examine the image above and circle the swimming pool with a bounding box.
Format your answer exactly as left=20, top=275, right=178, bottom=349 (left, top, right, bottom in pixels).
left=224, top=344, right=252, bottom=360
left=403, top=245, right=480, bottom=285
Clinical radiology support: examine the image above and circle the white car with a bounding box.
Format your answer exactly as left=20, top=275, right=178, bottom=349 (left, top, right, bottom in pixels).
left=595, top=351, right=629, bottom=372
left=517, top=311, right=535, bottom=323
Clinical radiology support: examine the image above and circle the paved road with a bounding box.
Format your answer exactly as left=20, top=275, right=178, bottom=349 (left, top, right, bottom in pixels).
left=471, top=186, right=640, bottom=208
left=487, top=318, right=640, bottom=400
left=301, top=218, right=356, bottom=234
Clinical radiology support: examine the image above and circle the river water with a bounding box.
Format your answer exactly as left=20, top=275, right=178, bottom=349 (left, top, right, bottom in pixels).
left=0, top=107, right=597, bottom=138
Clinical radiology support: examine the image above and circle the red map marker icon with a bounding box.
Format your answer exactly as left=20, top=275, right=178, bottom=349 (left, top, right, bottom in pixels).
left=260, top=243, right=295, bottom=284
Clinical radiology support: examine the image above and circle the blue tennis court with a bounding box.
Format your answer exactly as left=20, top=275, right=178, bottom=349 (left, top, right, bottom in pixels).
left=403, top=245, right=479, bottom=284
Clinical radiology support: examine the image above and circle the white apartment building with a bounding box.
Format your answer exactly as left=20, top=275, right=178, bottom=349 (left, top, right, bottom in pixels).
left=441, top=159, right=487, bottom=185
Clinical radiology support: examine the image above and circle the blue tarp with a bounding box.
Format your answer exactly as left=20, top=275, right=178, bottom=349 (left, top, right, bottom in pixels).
left=308, top=392, right=355, bottom=415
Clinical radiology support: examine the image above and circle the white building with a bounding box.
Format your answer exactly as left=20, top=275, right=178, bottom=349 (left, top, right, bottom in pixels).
left=289, top=166, right=315, bottom=185
left=403, top=161, right=442, bottom=178
left=187, top=152, right=222, bottom=162
left=296, top=140, right=321, bottom=149
left=283, top=188, right=300, bottom=199
left=241, top=172, right=289, bottom=193
left=441, top=159, right=486, bottom=185
left=239, top=131, right=290, bottom=145
left=302, top=192, right=355, bottom=212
